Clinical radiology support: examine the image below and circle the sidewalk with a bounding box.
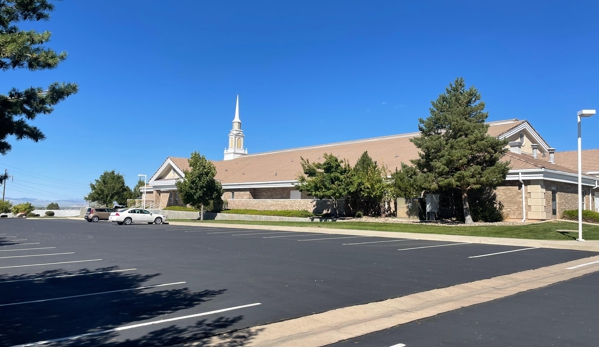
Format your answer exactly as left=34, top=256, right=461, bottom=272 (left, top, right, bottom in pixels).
left=169, top=221, right=599, bottom=252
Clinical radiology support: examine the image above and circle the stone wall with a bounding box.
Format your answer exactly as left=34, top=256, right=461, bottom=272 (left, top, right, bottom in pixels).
left=223, top=190, right=253, bottom=200
left=226, top=198, right=347, bottom=215
left=527, top=180, right=547, bottom=220
left=547, top=181, right=594, bottom=218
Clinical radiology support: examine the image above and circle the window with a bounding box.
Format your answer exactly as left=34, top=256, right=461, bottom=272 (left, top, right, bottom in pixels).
left=231, top=192, right=235, bottom=199
left=551, top=189, right=557, bottom=216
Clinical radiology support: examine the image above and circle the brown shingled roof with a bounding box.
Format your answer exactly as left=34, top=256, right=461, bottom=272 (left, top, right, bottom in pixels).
left=553, top=149, right=599, bottom=174
left=501, top=152, right=577, bottom=174
left=168, top=119, right=533, bottom=184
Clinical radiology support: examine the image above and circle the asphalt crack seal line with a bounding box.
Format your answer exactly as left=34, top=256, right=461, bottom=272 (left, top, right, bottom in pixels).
left=185, top=254, right=599, bottom=347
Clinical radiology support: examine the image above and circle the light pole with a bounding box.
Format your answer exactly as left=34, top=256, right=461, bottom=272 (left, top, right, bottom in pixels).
left=577, top=109, right=596, bottom=241
left=138, top=174, right=147, bottom=209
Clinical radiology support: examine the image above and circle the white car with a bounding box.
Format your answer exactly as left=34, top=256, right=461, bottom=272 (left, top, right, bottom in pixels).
left=109, top=208, right=166, bottom=225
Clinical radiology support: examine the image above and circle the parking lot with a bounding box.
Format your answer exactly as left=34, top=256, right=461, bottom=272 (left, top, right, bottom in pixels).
left=1, top=219, right=597, bottom=346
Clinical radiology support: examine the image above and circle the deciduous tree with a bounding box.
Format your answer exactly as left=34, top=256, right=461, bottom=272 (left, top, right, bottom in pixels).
left=85, top=171, right=132, bottom=207
left=0, top=0, right=78, bottom=155
left=348, top=151, right=388, bottom=216
left=46, top=202, right=59, bottom=210
left=410, top=77, right=509, bottom=224
left=175, top=152, right=223, bottom=220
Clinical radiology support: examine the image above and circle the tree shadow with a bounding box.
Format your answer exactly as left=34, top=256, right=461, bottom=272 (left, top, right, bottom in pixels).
left=0, top=236, right=19, bottom=246
left=0, top=267, right=260, bottom=346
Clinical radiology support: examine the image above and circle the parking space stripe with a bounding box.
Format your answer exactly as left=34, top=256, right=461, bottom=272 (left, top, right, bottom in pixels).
left=263, top=234, right=318, bottom=239
left=0, top=247, right=56, bottom=252
left=0, top=281, right=186, bottom=307
left=298, top=236, right=366, bottom=242
left=11, top=239, right=27, bottom=241
left=0, top=252, right=74, bottom=259
left=11, top=302, right=262, bottom=347
left=342, top=239, right=412, bottom=246
left=468, top=247, right=537, bottom=259
left=0, top=259, right=102, bottom=269
left=232, top=232, right=295, bottom=237
left=567, top=260, right=599, bottom=270
left=207, top=230, right=263, bottom=234
left=397, top=242, right=470, bottom=251
left=0, top=268, right=137, bottom=284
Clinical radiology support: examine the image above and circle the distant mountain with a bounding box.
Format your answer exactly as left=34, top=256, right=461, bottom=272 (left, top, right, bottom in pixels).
left=5, top=197, right=88, bottom=208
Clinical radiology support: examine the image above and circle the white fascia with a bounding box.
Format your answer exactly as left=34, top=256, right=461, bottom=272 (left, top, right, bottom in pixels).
left=499, top=122, right=550, bottom=151
left=506, top=169, right=597, bottom=186
left=148, top=158, right=186, bottom=184
left=222, top=180, right=298, bottom=190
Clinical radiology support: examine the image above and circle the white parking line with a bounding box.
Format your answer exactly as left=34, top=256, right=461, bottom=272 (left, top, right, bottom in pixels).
left=390, top=344, right=406, bottom=347
left=0, top=268, right=137, bottom=284
left=0, top=247, right=56, bottom=252
left=207, top=230, right=259, bottom=234
left=342, top=239, right=412, bottom=246
left=468, top=247, right=537, bottom=259
left=11, top=239, right=27, bottom=241
left=11, top=302, right=262, bottom=347
left=567, top=260, right=599, bottom=270
left=0, top=281, right=186, bottom=307
left=263, top=234, right=318, bottom=239
left=397, top=242, right=470, bottom=251
left=232, top=232, right=294, bottom=236
left=0, top=259, right=102, bottom=269
left=0, top=252, right=74, bottom=259
left=298, top=236, right=366, bottom=242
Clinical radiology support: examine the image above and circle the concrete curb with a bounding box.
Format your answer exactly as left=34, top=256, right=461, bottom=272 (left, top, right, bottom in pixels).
left=186, top=255, right=599, bottom=347
left=169, top=221, right=599, bottom=252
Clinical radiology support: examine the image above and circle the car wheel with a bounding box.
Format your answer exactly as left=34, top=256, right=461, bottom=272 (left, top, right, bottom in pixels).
left=92, top=216, right=99, bottom=222
left=124, top=217, right=132, bottom=225
left=117, top=222, right=124, bottom=225
left=154, top=217, right=163, bottom=225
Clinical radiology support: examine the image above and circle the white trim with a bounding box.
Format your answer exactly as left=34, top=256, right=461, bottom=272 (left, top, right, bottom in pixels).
left=498, top=121, right=550, bottom=152
left=148, top=158, right=186, bottom=184
left=506, top=169, right=598, bottom=186
left=222, top=180, right=298, bottom=189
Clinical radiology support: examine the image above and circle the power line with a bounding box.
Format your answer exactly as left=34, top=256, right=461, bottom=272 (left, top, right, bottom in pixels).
left=0, top=162, right=90, bottom=187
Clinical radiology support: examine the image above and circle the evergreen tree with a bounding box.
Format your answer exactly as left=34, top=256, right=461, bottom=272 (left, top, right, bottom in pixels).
left=348, top=151, right=387, bottom=216
left=85, top=171, right=132, bottom=207
left=46, top=202, right=59, bottom=210
left=296, top=153, right=352, bottom=217
left=0, top=0, right=78, bottom=155
left=130, top=179, right=145, bottom=199
left=175, top=152, right=223, bottom=220
left=410, top=77, right=509, bottom=224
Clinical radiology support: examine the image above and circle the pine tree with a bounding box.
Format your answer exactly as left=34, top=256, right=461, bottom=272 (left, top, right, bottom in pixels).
left=175, top=152, right=223, bottom=220
left=410, top=78, right=509, bottom=224
left=348, top=151, right=387, bottom=216
left=0, top=0, right=78, bottom=155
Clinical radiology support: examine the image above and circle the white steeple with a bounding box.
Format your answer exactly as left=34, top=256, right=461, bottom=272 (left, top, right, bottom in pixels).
left=224, top=95, right=248, bottom=160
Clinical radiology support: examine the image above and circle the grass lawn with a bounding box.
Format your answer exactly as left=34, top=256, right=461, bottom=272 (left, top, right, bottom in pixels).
left=167, top=219, right=599, bottom=241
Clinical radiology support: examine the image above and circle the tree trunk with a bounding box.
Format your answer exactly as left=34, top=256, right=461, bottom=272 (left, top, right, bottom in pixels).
left=461, top=189, right=473, bottom=224
left=200, top=204, right=204, bottom=221
left=332, top=198, right=338, bottom=218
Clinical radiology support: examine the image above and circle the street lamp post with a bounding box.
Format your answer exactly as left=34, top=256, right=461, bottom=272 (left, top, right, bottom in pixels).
left=138, top=174, right=147, bottom=209
left=577, top=109, right=596, bottom=242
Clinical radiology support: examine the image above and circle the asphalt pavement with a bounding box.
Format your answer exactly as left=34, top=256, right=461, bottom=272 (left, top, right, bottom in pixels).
left=0, top=218, right=597, bottom=346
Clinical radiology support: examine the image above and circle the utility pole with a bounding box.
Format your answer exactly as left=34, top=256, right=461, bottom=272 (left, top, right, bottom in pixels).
left=2, top=169, right=13, bottom=201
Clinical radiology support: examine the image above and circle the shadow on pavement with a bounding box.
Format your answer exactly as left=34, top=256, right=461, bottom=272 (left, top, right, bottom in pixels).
left=0, top=267, right=259, bottom=346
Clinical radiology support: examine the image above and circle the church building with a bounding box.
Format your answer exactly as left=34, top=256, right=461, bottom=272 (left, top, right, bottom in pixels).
left=144, top=97, right=599, bottom=221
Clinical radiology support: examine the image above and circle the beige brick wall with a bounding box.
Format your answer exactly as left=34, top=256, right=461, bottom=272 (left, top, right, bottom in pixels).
left=226, top=198, right=347, bottom=214
left=527, top=180, right=547, bottom=220
left=222, top=190, right=253, bottom=200
left=546, top=181, right=594, bottom=218
left=496, top=182, right=523, bottom=220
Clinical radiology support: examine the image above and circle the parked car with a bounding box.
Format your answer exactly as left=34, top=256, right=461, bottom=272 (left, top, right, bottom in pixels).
left=84, top=207, right=114, bottom=222
left=109, top=208, right=166, bottom=225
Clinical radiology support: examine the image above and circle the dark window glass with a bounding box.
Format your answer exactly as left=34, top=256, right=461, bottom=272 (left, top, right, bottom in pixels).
left=551, top=190, right=557, bottom=216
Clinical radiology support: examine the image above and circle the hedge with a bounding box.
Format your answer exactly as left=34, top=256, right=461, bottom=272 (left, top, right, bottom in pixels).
left=562, top=209, right=599, bottom=224
left=220, top=209, right=314, bottom=218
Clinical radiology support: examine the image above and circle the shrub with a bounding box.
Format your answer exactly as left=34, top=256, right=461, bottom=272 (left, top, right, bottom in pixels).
left=355, top=211, right=363, bottom=218
left=562, top=209, right=599, bottom=223
left=12, top=202, right=35, bottom=215
left=0, top=200, right=12, bottom=213
left=45, top=211, right=55, bottom=217
left=26, top=212, right=36, bottom=218
left=220, top=209, right=314, bottom=218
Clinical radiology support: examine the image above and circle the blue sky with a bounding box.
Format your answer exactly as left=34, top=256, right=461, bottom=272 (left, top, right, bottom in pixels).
left=1, top=0, right=598, bottom=203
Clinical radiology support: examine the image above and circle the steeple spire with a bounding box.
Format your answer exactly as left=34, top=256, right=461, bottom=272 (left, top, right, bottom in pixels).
left=233, top=94, right=240, bottom=122
left=224, top=95, right=248, bottom=160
